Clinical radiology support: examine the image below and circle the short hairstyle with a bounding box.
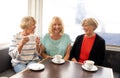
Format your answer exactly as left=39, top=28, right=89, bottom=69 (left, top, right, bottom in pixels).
left=48, top=16, right=64, bottom=35
left=81, top=17, right=98, bottom=30
left=20, top=16, right=36, bottom=29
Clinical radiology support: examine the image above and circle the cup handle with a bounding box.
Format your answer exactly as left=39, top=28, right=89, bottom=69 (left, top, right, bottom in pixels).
left=83, top=61, right=86, bottom=65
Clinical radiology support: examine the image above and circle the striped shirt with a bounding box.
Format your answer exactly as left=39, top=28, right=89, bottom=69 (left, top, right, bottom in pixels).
left=9, top=33, right=39, bottom=66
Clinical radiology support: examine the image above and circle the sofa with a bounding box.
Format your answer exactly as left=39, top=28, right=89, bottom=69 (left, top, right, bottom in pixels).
left=103, top=50, right=120, bottom=78
left=0, top=47, right=15, bottom=77
left=0, top=46, right=120, bottom=78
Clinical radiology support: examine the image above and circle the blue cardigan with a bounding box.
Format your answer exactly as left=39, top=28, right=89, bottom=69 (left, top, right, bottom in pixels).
left=69, top=34, right=105, bottom=66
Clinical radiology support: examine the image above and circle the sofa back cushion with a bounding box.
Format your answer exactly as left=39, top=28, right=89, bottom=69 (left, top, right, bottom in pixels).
left=103, top=50, right=120, bottom=73
left=0, top=47, right=12, bottom=73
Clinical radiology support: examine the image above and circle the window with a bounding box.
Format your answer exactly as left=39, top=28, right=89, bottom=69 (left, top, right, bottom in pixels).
left=0, top=0, right=28, bottom=44
left=42, top=0, right=120, bottom=46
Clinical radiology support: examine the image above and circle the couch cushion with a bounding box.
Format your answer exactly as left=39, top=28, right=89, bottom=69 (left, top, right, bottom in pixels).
left=103, top=50, right=120, bottom=73
left=0, top=69, right=15, bottom=77
left=0, top=47, right=12, bottom=73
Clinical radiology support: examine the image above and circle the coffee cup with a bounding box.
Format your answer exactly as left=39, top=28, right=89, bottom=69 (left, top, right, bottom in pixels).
left=53, top=54, right=62, bottom=63
left=29, top=35, right=36, bottom=41
left=84, top=60, right=95, bottom=70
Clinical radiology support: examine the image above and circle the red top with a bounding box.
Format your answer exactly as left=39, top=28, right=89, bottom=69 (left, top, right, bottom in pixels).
left=79, top=34, right=96, bottom=63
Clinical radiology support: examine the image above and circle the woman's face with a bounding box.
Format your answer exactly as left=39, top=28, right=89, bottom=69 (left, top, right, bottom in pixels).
left=82, top=24, right=94, bottom=36
left=26, top=23, right=36, bottom=35
left=52, top=21, right=62, bottom=34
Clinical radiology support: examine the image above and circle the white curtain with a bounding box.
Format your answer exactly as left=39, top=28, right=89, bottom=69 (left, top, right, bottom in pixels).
left=28, top=0, right=43, bottom=36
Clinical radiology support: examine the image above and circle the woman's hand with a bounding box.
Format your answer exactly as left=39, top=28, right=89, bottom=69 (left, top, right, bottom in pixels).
left=36, top=36, right=40, bottom=45
left=71, top=58, right=78, bottom=62
left=21, top=36, right=29, bottom=45
left=18, top=36, right=29, bottom=54
left=36, top=36, right=41, bottom=54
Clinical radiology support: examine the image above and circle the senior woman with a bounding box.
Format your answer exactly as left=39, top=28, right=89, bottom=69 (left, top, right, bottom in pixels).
left=41, top=16, right=71, bottom=60
left=9, top=16, right=41, bottom=73
left=69, top=17, right=105, bottom=66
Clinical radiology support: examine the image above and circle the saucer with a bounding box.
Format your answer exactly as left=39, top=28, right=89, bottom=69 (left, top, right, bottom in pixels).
left=27, top=63, right=45, bottom=71
left=82, top=65, right=98, bottom=71
left=51, top=59, right=65, bottom=64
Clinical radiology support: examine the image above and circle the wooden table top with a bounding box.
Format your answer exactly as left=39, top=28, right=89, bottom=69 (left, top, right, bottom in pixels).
left=10, top=58, right=114, bottom=78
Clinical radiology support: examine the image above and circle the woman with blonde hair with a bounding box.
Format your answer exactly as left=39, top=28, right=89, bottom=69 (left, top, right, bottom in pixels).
left=9, top=16, right=41, bottom=73
left=41, top=16, right=71, bottom=60
left=69, top=17, right=105, bottom=66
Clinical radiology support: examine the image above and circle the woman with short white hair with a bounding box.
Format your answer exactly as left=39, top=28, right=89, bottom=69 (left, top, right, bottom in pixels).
left=69, top=17, right=105, bottom=66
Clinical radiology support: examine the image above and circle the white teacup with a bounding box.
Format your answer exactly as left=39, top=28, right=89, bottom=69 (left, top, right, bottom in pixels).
left=29, top=35, right=36, bottom=41
left=53, top=55, right=62, bottom=63
left=84, top=60, right=95, bottom=70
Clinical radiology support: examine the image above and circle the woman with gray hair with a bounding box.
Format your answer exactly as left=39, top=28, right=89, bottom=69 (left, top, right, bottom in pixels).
left=69, top=17, right=105, bottom=66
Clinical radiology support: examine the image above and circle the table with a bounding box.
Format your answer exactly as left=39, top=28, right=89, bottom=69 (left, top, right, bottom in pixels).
left=10, top=58, right=114, bottom=78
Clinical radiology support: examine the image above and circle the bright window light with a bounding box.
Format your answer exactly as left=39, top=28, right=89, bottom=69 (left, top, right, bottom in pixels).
left=43, top=0, right=120, bottom=46
left=0, top=0, right=28, bottom=43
